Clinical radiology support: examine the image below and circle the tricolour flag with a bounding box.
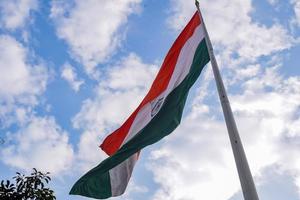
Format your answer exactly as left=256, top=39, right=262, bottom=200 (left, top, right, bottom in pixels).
left=70, top=11, right=210, bottom=199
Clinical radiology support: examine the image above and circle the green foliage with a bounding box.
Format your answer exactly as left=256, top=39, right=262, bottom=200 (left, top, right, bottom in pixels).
left=0, top=168, right=56, bottom=200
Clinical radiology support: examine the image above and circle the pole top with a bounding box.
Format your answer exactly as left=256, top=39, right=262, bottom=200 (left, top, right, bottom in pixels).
left=195, top=0, right=199, bottom=8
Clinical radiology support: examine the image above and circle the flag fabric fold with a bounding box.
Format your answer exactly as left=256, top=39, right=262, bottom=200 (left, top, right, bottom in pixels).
left=70, top=11, right=210, bottom=199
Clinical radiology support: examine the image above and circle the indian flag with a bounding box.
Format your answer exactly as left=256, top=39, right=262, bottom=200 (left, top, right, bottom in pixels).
left=70, top=11, right=210, bottom=199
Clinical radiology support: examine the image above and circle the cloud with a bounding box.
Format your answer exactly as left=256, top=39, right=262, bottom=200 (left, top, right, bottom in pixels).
left=267, top=0, right=279, bottom=6
left=0, top=0, right=38, bottom=30
left=1, top=116, right=74, bottom=176
left=291, top=0, right=300, bottom=27
left=50, top=0, right=142, bottom=77
left=0, top=35, right=49, bottom=127
left=61, top=62, right=84, bottom=92
left=72, top=53, right=158, bottom=171
left=103, top=53, right=158, bottom=91
left=167, top=0, right=294, bottom=61
left=148, top=117, right=240, bottom=200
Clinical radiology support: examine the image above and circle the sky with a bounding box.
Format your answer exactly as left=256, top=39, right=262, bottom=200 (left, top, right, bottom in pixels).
left=0, top=0, right=300, bottom=199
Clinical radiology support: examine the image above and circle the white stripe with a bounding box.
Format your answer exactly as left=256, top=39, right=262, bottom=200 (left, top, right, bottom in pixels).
left=165, top=25, right=205, bottom=92
left=121, top=91, right=166, bottom=145
left=121, top=25, right=205, bottom=146
left=109, top=153, right=139, bottom=196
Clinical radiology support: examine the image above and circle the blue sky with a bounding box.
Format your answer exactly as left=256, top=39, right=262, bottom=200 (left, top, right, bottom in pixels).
left=0, top=0, right=300, bottom=199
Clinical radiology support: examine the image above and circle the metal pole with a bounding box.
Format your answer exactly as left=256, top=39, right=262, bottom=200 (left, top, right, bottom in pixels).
left=195, top=1, right=259, bottom=200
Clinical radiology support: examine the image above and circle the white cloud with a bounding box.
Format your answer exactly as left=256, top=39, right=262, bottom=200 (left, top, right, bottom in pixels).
left=61, top=63, right=84, bottom=92
left=167, top=0, right=294, bottom=61
left=0, top=0, right=38, bottom=30
left=267, top=0, right=279, bottom=6
left=148, top=117, right=240, bottom=200
left=291, top=0, right=300, bottom=27
left=50, top=0, right=142, bottom=77
left=1, top=116, right=74, bottom=176
left=103, top=53, right=158, bottom=90
left=0, top=35, right=49, bottom=126
left=73, top=53, right=158, bottom=171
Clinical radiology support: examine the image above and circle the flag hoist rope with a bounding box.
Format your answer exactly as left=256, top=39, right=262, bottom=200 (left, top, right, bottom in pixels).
left=195, top=1, right=259, bottom=200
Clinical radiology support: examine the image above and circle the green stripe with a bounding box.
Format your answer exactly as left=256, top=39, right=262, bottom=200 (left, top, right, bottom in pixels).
left=70, top=169, right=112, bottom=198
left=70, top=39, right=210, bottom=199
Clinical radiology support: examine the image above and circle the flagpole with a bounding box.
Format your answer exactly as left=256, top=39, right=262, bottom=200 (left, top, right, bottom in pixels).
left=195, top=1, right=259, bottom=200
